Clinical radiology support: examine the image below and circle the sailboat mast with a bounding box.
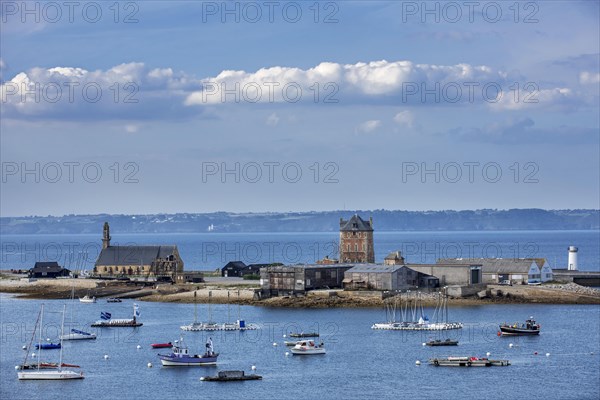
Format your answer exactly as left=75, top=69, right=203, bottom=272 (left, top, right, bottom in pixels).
left=227, top=291, right=231, bottom=323
left=194, top=291, right=198, bottom=323
left=37, top=304, right=44, bottom=370
left=58, top=304, right=66, bottom=371
left=208, top=291, right=212, bottom=323
left=237, top=289, right=241, bottom=321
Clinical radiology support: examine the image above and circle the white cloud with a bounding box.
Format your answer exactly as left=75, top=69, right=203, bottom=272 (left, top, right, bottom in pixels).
left=266, top=113, right=280, bottom=126
left=393, top=110, right=414, bottom=128
left=580, top=71, right=600, bottom=84
left=356, top=120, right=381, bottom=134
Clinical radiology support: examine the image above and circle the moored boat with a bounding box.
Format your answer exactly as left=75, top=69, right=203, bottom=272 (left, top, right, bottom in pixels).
left=151, top=342, right=173, bottom=349
left=426, top=339, right=459, bottom=346
left=158, top=337, right=218, bottom=366
left=91, top=304, right=142, bottom=327
left=290, top=340, right=326, bottom=355
left=499, top=317, right=540, bottom=336
left=35, top=342, right=61, bottom=350
left=106, top=298, right=122, bottom=303
left=201, top=370, right=262, bottom=381
left=429, top=356, right=510, bottom=367
left=79, top=295, right=96, bottom=303
left=289, top=332, right=319, bottom=338
left=60, top=328, right=97, bottom=341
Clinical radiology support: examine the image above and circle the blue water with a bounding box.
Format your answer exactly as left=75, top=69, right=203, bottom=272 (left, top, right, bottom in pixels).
left=1, top=295, right=599, bottom=400
left=1, top=230, right=599, bottom=271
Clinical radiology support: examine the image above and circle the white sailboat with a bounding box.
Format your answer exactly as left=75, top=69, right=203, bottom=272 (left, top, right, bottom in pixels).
left=61, top=286, right=96, bottom=340
left=371, top=291, right=462, bottom=331
left=18, top=304, right=85, bottom=380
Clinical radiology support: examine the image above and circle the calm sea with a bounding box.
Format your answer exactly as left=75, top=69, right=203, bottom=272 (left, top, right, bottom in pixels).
left=0, top=231, right=599, bottom=399
left=1, top=230, right=599, bottom=271
left=0, top=295, right=599, bottom=400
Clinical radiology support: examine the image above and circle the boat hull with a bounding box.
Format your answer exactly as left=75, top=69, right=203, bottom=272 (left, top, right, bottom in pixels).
left=35, top=343, right=61, bottom=350
left=91, top=319, right=142, bottom=327
left=181, top=322, right=258, bottom=331
left=290, top=348, right=326, bottom=355
left=499, top=327, right=540, bottom=336
left=60, top=333, right=96, bottom=340
left=17, top=370, right=84, bottom=380
left=426, top=340, right=458, bottom=346
left=158, top=355, right=218, bottom=366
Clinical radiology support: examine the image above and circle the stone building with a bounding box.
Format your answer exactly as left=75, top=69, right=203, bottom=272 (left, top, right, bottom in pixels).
left=437, top=258, right=553, bottom=284
left=384, top=251, right=405, bottom=265
left=94, top=222, right=184, bottom=280
left=339, top=214, right=375, bottom=263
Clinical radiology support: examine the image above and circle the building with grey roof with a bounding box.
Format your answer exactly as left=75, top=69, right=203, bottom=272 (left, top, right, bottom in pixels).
left=437, top=258, right=553, bottom=284
left=94, top=222, right=183, bottom=280
left=343, top=264, right=438, bottom=291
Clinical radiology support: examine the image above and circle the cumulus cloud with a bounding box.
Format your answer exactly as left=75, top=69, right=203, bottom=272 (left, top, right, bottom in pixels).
left=0, top=62, right=201, bottom=121
left=356, top=120, right=381, bottom=134
left=579, top=71, right=600, bottom=85
left=125, top=124, right=140, bottom=133
left=393, top=110, right=414, bottom=128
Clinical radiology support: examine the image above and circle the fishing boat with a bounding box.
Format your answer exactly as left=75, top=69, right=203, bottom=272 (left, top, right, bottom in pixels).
left=290, top=340, right=326, bottom=355
left=181, top=290, right=258, bottom=331
left=201, top=370, right=262, bottom=381
left=158, top=337, right=218, bottom=366
left=151, top=342, right=173, bottom=349
left=79, top=294, right=96, bottom=303
left=61, top=329, right=97, bottom=341
left=429, top=356, right=510, bottom=367
left=372, top=290, right=463, bottom=331
left=426, top=339, right=459, bottom=346
left=91, top=304, right=142, bottom=327
left=17, top=304, right=85, bottom=380
left=35, top=342, right=61, bottom=350
left=499, top=317, right=540, bottom=336
left=106, top=298, right=122, bottom=303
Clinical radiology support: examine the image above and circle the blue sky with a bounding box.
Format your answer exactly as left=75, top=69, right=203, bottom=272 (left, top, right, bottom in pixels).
left=1, top=1, right=599, bottom=216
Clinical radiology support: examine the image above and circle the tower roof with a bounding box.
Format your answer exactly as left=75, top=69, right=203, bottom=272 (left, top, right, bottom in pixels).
left=340, top=214, right=373, bottom=232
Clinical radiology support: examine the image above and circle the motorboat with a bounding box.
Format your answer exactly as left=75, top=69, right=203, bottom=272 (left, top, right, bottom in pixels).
left=290, top=340, right=326, bottom=355
left=499, top=317, right=540, bottom=336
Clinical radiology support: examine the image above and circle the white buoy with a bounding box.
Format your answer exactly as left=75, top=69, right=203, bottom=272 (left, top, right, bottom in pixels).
left=200, top=377, right=205, bottom=381
left=32, top=353, right=36, bottom=358
left=422, top=343, right=426, bottom=346
left=546, top=353, right=550, bottom=357
left=283, top=334, right=287, bottom=338
left=509, top=343, right=514, bottom=348
left=147, top=362, right=152, bottom=368
left=46, top=338, right=51, bottom=342
left=486, top=352, right=491, bottom=357
left=415, top=360, right=421, bottom=365
left=251, top=365, right=256, bottom=371
left=285, top=352, right=289, bottom=357
left=15, top=365, right=20, bottom=370
left=104, top=354, right=109, bottom=360
left=136, top=345, right=141, bottom=349
left=273, top=342, right=277, bottom=346
left=22, top=345, right=27, bottom=350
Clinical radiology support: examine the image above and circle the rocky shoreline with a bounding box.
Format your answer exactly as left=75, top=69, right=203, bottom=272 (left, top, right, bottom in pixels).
left=1, top=275, right=599, bottom=307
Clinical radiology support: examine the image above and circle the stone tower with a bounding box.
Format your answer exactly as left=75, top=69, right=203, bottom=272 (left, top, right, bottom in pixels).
left=339, top=214, right=374, bottom=263
left=102, top=222, right=111, bottom=249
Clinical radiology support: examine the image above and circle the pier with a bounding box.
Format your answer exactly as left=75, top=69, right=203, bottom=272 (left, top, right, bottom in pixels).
left=553, top=270, right=600, bottom=287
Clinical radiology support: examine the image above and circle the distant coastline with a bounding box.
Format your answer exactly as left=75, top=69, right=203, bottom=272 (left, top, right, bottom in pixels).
left=1, top=209, right=599, bottom=234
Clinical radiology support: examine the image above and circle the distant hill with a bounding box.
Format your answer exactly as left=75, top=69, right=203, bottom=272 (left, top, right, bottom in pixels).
left=1, top=209, right=598, bottom=234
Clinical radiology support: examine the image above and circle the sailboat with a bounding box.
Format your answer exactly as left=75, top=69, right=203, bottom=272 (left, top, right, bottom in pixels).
left=371, top=290, right=462, bottom=331
left=181, top=290, right=258, bottom=331
left=61, top=285, right=96, bottom=340
left=18, top=304, right=85, bottom=380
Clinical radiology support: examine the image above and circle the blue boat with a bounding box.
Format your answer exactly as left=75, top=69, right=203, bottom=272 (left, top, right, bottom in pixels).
left=35, top=342, right=61, bottom=350
left=158, top=337, right=218, bottom=366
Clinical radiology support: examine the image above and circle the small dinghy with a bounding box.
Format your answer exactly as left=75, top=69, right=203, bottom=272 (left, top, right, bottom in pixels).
left=106, top=298, right=122, bottom=303
left=35, top=343, right=61, bottom=350
left=151, top=342, right=173, bottom=349
left=429, top=356, right=510, bottom=367
left=289, top=332, right=319, bottom=338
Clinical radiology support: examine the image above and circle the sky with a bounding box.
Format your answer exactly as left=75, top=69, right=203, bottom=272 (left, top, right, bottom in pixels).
left=0, top=0, right=599, bottom=216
